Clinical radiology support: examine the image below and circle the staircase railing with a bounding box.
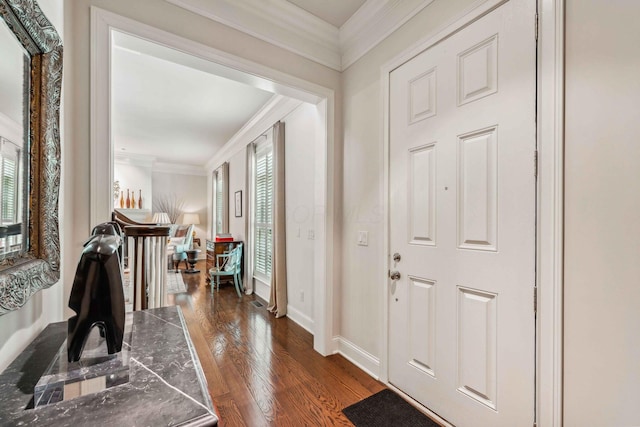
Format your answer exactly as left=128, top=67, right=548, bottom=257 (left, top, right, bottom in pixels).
left=112, top=211, right=170, bottom=310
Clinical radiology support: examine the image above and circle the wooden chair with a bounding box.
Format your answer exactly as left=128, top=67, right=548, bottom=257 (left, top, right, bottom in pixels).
left=209, top=244, right=243, bottom=297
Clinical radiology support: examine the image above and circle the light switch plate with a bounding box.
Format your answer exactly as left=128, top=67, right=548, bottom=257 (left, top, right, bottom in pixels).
left=357, top=231, right=368, bottom=246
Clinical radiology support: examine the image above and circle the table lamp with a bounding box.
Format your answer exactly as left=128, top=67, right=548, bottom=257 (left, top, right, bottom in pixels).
left=152, top=212, right=170, bottom=224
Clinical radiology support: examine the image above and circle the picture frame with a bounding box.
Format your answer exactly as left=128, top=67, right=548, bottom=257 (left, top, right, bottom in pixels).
left=235, top=190, right=242, bottom=217
left=0, top=0, right=63, bottom=315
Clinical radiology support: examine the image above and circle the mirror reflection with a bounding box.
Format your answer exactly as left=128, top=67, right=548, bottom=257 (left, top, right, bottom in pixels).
left=0, top=15, right=27, bottom=259
left=0, top=0, right=62, bottom=316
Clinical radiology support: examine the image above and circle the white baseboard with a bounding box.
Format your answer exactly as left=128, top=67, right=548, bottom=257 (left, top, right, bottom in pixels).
left=286, top=305, right=314, bottom=335
left=254, top=278, right=270, bottom=302
left=333, top=335, right=380, bottom=380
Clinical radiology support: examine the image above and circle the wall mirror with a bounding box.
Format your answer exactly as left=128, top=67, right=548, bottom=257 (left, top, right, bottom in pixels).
left=0, top=0, right=62, bottom=315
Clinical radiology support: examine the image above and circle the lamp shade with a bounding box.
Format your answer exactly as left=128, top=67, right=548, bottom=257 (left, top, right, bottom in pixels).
left=182, top=213, right=200, bottom=225
left=152, top=212, right=170, bottom=224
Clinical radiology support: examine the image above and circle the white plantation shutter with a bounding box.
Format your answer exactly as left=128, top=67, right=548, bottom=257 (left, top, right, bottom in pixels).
left=0, top=139, right=20, bottom=225
left=2, top=157, right=16, bottom=223
left=215, top=169, right=223, bottom=234
left=254, top=139, right=273, bottom=279
left=213, top=162, right=229, bottom=234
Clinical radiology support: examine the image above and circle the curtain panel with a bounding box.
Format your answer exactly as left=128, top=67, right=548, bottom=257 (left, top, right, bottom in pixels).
left=213, top=162, right=229, bottom=234
left=244, top=142, right=255, bottom=294
left=268, top=121, right=287, bottom=317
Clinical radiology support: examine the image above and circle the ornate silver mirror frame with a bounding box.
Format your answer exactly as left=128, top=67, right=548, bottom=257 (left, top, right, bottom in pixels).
left=0, top=0, right=62, bottom=315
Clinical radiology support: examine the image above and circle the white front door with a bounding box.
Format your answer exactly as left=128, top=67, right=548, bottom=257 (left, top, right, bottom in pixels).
left=388, top=1, right=536, bottom=426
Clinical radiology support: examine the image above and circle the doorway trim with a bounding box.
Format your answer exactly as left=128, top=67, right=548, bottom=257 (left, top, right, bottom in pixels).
left=89, top=7, right=336, bottom=355
left=379, top=0, right=564, bottom=425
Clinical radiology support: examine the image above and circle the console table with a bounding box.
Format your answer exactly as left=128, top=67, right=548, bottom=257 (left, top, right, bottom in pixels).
left=0, top=306, right=218, bottom=426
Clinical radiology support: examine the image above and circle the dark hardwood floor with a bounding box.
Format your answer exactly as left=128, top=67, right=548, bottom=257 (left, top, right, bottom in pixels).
left=169, top=260, right=386, bottom=426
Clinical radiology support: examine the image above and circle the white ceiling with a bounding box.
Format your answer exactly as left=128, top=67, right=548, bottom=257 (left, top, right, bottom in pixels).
left=112, top=32, right=274, bottom=167
left=285, top=0, right=366, bottom=28
left=111, top=1, right=372, bottom=169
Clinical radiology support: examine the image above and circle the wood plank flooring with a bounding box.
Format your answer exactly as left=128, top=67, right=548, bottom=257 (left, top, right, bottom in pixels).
left=169, top=260, right=386, bottom=426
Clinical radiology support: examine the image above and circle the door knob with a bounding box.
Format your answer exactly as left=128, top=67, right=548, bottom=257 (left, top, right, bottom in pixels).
left=390, top=270, right=401, bottom=281
left=393, top=252, right=401, bottom=262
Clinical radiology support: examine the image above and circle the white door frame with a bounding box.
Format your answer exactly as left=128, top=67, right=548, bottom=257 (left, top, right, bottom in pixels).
left=380, top=0, right=564, bottom=425
left=89, top=7, right=337, bottom=356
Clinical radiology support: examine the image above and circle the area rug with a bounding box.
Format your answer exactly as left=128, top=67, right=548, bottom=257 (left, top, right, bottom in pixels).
left=166, top=271, right=187, bottom=294
left=342, top=389, right=441, bottom=427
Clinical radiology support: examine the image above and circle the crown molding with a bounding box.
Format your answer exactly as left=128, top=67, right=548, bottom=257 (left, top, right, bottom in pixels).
left=115, top=152, right=207, bottom=175
left=165, top=0, right=341, bottom=70
left=152, top=161, right=208, bottom=176
left=205, top=94, right=302, bottom=172
left=340, top=0, right=434, bottom=69
left=115, top=151, right=155, bottom=167
left=164, top=0, right=434, bottom=71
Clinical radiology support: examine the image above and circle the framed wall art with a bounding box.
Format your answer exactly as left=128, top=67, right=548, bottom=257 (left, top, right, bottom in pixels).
left=235, top=190, right=242, bottom=217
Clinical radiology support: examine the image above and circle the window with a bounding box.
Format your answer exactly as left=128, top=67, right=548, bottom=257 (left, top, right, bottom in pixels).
left=213, top=162, right=228, bottom=235
left=254, top=137, right=273, bottom=280
left=0, top=138, right=20, bottom=225
left=214, top=168, right=223, bottom=234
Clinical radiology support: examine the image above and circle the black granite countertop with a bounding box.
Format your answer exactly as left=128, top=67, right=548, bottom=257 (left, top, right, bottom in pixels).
left=0, top=306, right=218, bottom=426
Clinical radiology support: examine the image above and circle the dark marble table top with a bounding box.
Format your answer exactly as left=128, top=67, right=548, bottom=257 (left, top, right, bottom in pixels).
left=0, top=306, right=218, bottom=426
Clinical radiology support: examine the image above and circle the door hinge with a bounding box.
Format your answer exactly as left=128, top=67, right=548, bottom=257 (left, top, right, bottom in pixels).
left=535, top=12, right=539, bottom=41
left=534, top=286, right=538, bottom=314
left=534, top=150, right=538, bottom=178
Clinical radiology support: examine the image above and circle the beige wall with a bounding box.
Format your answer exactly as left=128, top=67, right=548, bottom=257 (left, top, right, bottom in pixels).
left=217, top=103, right=317, bottom=327
left=227, top=148, right=246, bottom=242
left=114, top=163, right=153, bottom=210
left=564, top=1, right=640, bottom=425
left=283, top=103, right=317, bottom=329
left=152, top=171, right=208, bottom=253
left=340, top=0, right=477, bottom=363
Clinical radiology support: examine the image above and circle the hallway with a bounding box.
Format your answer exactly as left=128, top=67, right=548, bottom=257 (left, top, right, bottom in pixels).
left=172, top=262, right=387, bottom=426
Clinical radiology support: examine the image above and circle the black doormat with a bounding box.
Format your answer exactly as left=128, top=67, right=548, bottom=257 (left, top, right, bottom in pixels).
left=342, top=389, right=441, bottom=427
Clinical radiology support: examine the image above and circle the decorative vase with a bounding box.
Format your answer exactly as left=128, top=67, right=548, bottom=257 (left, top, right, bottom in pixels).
left=126, top=189, right=130, bottom=208
left=138, top=190, right=142, bottom=209
left=119, top=191, right=124, bottom=208
left=131, top=191, right=136, bottom=209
